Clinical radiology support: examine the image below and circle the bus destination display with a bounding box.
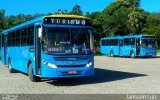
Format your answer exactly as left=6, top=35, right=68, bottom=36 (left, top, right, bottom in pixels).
left=43, top=17, right=91, bottom=26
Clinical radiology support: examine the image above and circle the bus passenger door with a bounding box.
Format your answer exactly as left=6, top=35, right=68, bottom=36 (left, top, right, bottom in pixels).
left=136, top=38, right=140, bottom=56
left=2, top=35, right=8, bottom=65
left=119, top=39, right=123, bottom=56
left=35, top=25, right=42, bottom=75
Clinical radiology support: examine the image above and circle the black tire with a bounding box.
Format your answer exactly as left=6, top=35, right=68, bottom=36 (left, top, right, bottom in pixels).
left=28, top=63, right=41, bottom=82
left=8, top=59, right=16, bottom=73
left=110, top=51, right=114, bottom=57
left=130, top=51, right=135, bottom=58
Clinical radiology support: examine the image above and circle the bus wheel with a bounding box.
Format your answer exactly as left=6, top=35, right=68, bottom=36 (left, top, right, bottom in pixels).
left=130, top=51, right=135, bottom=58
left=110, top=51, right=114, bottom=57
left=8, top=59, right=16, bottom=73
left=28, top=63, right=41, bottom=82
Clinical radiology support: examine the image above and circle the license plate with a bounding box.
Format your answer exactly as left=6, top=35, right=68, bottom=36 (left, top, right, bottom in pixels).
left=68, top=70, right=77, bottom=74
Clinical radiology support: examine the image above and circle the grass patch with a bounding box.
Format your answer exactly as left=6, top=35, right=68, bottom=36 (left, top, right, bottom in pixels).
left=94, top=52, right=105, bottom=56
left=157, top=49, right=160, bottom=54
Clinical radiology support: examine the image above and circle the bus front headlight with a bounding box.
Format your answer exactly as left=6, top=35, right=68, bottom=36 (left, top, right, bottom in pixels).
left=43, top=60, right=57, bottom=68
left=47, top=63, right=57, bottom=68
left=86, top=61, right=93, bottom=67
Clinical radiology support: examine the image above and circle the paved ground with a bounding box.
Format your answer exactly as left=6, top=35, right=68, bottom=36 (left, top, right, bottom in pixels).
left=0, top=56, right=160, bottom=94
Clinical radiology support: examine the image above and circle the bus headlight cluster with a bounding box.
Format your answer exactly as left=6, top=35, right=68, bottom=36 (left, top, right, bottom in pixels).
left=43, top=60, right=57, bottom=68
left=86, top=61, right=93, bottom=67
left=47, top=63, right=57, bottom=68
left=142, top=50, right=145, bottom=54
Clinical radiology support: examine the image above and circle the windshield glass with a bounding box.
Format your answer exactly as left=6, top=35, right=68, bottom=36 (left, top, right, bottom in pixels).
left=42, top=27, right=93, bottom=55
left=142, top=39, right=156, bottom=48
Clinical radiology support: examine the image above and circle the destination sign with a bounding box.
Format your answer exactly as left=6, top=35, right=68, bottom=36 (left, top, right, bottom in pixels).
left=43, top=17, right=91, bottom=26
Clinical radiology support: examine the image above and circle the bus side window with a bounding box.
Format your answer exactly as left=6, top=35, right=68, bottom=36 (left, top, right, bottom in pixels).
left=110, top=39, right=113, bottom=46
left=2, top=34, right=5, bottom=47
left=21, top=28, right=27, bottom=46
left=16, top=29, right=21, bottom=46
left=27, top=25, right=34, bottom=46
left=106, top=40, right=109, bottom=46
left=130, top=38, right=135, bottom=45
left=12, top=31, right=16, bottom=46
left=114, top=39, right=118, bottom=46
left=124, top=38, right=130, bottom=45
left=8, top=32, right=12, bottom=47
left=102, top=40, right=106, bottom=46
left=119, top=40, right=123, bottom=46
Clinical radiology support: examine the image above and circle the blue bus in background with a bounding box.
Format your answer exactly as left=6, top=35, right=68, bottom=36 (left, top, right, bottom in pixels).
left=100, top=35, right=157, bottom=58
left=0, top=14, right=94, bottom=82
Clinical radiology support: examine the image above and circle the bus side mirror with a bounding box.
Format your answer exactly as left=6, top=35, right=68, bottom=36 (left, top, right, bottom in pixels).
left=156, top=41, right=158, bottom=48
left=38, top=27, right=42, bottom=38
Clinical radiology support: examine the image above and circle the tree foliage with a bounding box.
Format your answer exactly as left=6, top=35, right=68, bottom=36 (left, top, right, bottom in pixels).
left=101, top=0, right=146, bottom=37
left=0, top=2, right=160, bottom=50
left=128, top=11, right=147, bottom=34
left=142, top=13, right=160, bottom=38
left=0, top=9, right=5, bottom=32
left=70, top=4, right=83, bottom=15
left=3, top=14, right=33, bottom=30
left=102, top=7, right=131, bottom=36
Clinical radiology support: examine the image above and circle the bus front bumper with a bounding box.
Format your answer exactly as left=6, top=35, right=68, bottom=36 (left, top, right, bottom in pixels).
left=141, top=51, right=157, bottom=56
left=40, top=64, right=94, bottom=78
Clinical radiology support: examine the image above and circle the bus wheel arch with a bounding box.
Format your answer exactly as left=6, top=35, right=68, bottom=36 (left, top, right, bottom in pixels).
left=110, top=50, right=114, bottom=57
left=28, top=61, right=41, bottom=82
left=27, top=60, right=32, bottom=70
left=8, top=58, right=16, bottom=73
left=130, top=51, right=135, bottom=58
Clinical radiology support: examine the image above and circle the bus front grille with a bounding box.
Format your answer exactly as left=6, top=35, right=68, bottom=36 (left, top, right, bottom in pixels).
left=61, top=71, right=82, bottom=76
left=57, top=65, right=85, bottom=68
left=54, top=57, right=88, bottom=61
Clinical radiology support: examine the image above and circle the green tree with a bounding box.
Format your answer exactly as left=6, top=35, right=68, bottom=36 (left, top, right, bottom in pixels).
left=101, top=0, right=145, bottom=36
left=128, top=11, right=147, bottom=34
left=116, top=0, right=140, bottom=7
left=101, top=1, right=133, bottom=36
left=85, top=12, right=103, bottom=52
left=142, top=13, right=160, bottom=38
left=3, top=14, right=34, bottom=30
left=142, top=13, right=160, bottom=48
left=70, top=4, right=83, bottom=15
left=0, top=9, right=5, bottom=32
left=102, top=8, right=132, bottom=36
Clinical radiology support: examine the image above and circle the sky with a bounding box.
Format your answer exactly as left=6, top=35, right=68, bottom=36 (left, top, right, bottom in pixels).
left=0, top=0, right=160, bottom=16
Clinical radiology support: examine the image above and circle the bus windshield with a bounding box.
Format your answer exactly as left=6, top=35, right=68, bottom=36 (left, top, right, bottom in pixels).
left=42, top=27, right=93, bottom=55
left=142, top=39, right=156, bottom=48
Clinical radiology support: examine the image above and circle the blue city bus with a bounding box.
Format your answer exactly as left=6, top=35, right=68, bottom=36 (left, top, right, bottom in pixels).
left=0, top=14, right=94, bottom=82
left=100, top=35, right=157, bottom=58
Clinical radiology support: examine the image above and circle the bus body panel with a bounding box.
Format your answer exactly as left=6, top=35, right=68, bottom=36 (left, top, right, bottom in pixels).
left=1, top=14, right=94, bottom=79
left=122, top=45, right=136, bottom=56
left=1, top=47, right=4, bottom=64
left=41, top=64, right=94, bottom=78
left=140, top=48, right=157, bottom=56
left=100, top=45, right=107, bottom=55
left=7, top=46, right=35, bottom=73
left=100, top=38, right=120, bottom=56
left=100, top=46, right=110, bottom=55
left=112, top=46, right=119, bottom=56
left=40, top=53, right=94, bottom=78
left=100, top=35, right=157, bottom=57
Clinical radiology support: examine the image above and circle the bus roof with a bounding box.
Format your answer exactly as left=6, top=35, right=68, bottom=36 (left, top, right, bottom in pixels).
left=1, top=14, right=90, bottom=35
left=1, top=17, right=44, bottom=34
left=101, top=34, right=155, bottom=40
left=45, top=14, right=90, bottom=19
